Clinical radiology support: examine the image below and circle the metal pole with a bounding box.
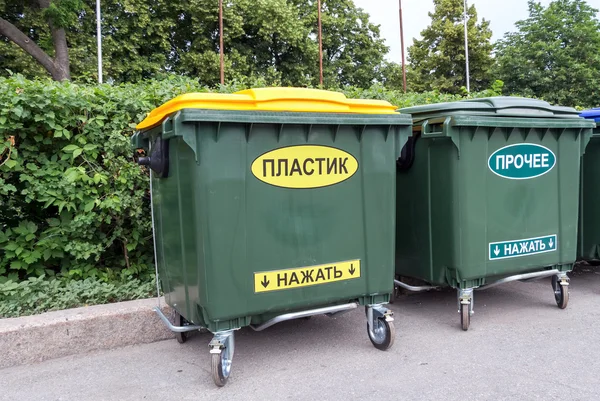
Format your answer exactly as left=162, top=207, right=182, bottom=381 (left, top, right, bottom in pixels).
left=219, top=0, right=224, bottom=84
left=463, top=0, right=470, bottom=92
left=317, top=0, right=323, bottom=86
left=96, top=0, right=102, bottom=84
left=399, top=0, right=406, bottom=92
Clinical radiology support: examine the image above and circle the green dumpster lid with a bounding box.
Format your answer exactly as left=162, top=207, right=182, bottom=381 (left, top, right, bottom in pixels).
left=400, top=97, right=582, bottom=122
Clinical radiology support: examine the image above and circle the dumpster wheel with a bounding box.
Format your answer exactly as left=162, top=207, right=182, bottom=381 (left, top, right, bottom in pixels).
left=211, top=352, right=231, bottom=387
left=174, top=311, right=187, bottom=344
left=365, top=305, right=395, bottom=351
left=552, top=274, right=569, bottom=309
left=209, top=330, right=235, bottom=387
left=367, top=318, right=395, bottom=351
left=460, top=303, right=470, bottom=331
left=457, top=288, right=474, bottom=331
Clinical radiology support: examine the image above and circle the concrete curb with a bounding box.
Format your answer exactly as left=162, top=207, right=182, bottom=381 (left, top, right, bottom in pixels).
left=0, top=297, right=176, bottom=369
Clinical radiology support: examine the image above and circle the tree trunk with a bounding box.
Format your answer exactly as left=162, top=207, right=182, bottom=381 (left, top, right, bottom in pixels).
left=48, top=25, right=71, bottom=81
left=0, top=0, right=71, bottom=81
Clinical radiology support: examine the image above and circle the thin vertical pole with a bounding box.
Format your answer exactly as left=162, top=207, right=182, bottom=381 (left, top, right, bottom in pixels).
left=463, top=0, right=470, bottom=92
left=317, top=0, right=323, bottom=86
left=399, top=0, right=406, bottom=92
left=96, top=0, right=102, bottom=84
left=219, top=0, right=224, bottom=85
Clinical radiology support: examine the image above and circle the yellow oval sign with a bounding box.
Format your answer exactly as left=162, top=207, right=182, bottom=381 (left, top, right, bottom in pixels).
left=251, top=145, right=359, bottom=189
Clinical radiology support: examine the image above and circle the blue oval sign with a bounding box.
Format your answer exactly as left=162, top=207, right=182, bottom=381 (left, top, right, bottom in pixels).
left=488, top=143, right=556, bottom=180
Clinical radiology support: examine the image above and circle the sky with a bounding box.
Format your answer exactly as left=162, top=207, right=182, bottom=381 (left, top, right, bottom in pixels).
left=353, top=0, right=600, bottom=64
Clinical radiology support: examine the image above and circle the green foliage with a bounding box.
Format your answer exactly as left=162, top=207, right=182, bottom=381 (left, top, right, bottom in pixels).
left=494, top=0, right=600, bottom=108
left=407, top=0, right=494, bottom=93
left=290, top=0, right=389, bottom=88
left=341, top=80, right=505, bottom=109
left=0, top=1, right=51, bottom=78
left=43, top=0, right=86, bottom=28
left=1, top=0, right=388, bottom=87
left=0, top=74, right=210, bottom=282
left=172, top=0, right=315, bottom=86
left=0, top=275, right=157, bottom=318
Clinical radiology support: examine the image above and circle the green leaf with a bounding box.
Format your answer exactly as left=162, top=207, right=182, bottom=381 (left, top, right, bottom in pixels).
left=84, top=200, right=96, bottom=212
left=43, top=249, right=52, bottom=261
left=4, top=243, right=19, bottom=251
left=3, top=159, right=17, bottom=168
left=47, top=218, right=60, bottom=227
left=12, top=106, right=23, bottom=117
left=13, top=223, right=29, bottom=235
left=29, top=250, right=42, bottom=262
left=26, top=221, right=37, bottom=234
left=62, top=144, right=79, bottom=152
left=72, top=148, right=83, bottom=159
left=43, top=198, right=55, bottom=208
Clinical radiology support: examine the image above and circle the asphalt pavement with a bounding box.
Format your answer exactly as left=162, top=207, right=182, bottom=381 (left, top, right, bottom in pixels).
left=3, top=264, right=600, bottom=401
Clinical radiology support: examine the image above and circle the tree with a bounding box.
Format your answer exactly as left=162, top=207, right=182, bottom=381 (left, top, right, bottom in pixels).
left=1, top=0, right=192, bottom=83
left=1, top=0, right=389, bottom=87
left=494, top=0, right=600, bottom=107
left=407, top=0, right=493, bottom=93
left=72, top=0, right=180, bottom=83
left=379, top=61, right=405, bottom=90
left=0, top=0, right=83, bottom=81
left=291, top=0, right=388, bottom=88
left=173, top=0, right=317, bottom=86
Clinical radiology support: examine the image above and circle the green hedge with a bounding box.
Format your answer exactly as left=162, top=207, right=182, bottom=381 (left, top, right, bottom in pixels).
left=0, top=275, right=157, bottom=318
left=0, top=75, right=208, bottom=283
left=0, top=75, right=504, bottom=285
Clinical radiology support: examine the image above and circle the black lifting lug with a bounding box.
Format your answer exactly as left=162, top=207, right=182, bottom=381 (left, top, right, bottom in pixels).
left=137, top=138, right=169, bottom=178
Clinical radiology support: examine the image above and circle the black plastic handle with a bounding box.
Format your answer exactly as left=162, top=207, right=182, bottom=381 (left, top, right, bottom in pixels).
left=137, top=137, right=169, bottom=178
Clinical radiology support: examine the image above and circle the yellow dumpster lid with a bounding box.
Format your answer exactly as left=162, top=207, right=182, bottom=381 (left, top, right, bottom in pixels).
left=136, top=87, right=398, bottom=130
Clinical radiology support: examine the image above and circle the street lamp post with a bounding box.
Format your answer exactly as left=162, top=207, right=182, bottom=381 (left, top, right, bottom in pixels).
left=219, top=0, right=224, bottom=85
left=96, top=0, right=102, bottom=84
left=317, top=0, right=323, bottom=86
left=399, top=0, right=406, bottom=92
left=463, top=0, right=470, bottom=92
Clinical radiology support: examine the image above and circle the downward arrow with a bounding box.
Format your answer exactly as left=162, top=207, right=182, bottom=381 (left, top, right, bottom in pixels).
left=348, top=264, right=356, bottom=275
left=260, top=276, right=270, bottom=288
left=549, top=238, right=554, bottom=248
left=494, top=246, right=500, bottom=256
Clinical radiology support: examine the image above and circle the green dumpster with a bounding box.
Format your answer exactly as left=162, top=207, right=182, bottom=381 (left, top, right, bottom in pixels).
left=395, top=97, right=595, bottom=331
left=132, top=88, right=412, bottom=386
left=579, top=109, right=600, bottom=262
